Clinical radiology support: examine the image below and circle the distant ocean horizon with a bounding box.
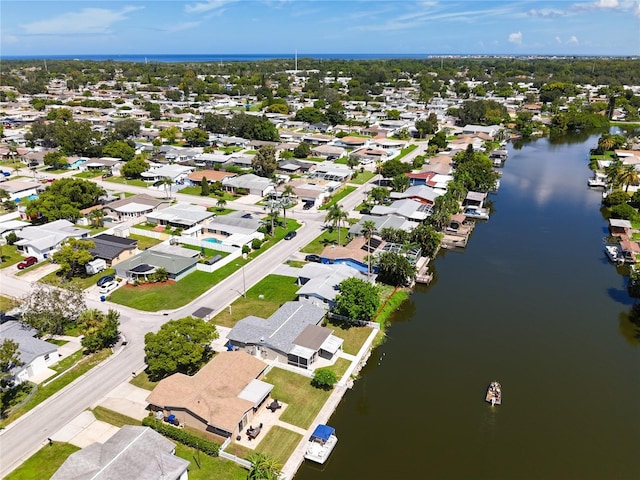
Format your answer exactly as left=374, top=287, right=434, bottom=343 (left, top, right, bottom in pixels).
left=0, top=52, right=615, bottom=63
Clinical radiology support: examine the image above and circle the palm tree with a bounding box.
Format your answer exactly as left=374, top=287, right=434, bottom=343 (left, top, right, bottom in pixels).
left=89, top=208, right=105, bottom=228
left=325, top=204, right=348, bottom=246
left=619, top=164, right=640, bottom=192
left=361, top=220, right=376, bottom=277
left=605, top=159, right=624, bottom=190
left=157, top=177, right=174, bottom=199
left=216, top=197, right=227, bottom=210
left=281, top=184, right=296, bottom=224
left=247, top=452, right=281, bottom=480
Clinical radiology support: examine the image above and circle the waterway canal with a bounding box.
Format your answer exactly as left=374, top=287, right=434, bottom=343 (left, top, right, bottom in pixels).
left=297, top=131, right=640, bottom=479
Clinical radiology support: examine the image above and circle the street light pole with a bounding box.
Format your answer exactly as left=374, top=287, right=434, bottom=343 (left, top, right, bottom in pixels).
left=235, top=263, right=246, bottom=297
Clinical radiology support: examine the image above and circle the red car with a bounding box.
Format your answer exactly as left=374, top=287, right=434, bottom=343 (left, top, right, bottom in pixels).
left=17, top=256, right=38, bottom=269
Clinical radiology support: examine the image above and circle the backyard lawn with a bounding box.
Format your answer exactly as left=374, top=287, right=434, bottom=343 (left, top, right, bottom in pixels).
left=325, top=319, right=373, bottom=356
left=103, top=176, right=148, bottom=188
left=255, top=426, right=303, bottom=465
left=262, top=367, right=331, bottom=429
left=300, top=227, right=349, bottom=254
left=318, top=186, right=356, bottom=210
left=3, top=442, right=80, bottom=480
left=128, top=233, right=163, bottom=250
left=212, top=274, right=300, bottom=327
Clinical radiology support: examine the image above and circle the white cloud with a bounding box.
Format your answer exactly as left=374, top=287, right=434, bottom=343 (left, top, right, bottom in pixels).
left=20, top=6, right=142, bottom=35
left=185, top=0, right=234, bottom=14
left=567, top=35, right=579, bottom=44
left=555, top=36, right=562, bottom=43
left=634, top=1, right=640, bottom=17
left=508, top=32, right=523, bottom=45
left=595, top=0, right=619, bottom=7
left=528, top=8, right=565, bottom=18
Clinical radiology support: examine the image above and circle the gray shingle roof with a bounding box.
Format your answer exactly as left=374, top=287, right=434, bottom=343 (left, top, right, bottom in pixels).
left=51, top=425, right=189, bottom=480
left=227, top=301, right=326, bottom=355
left=0, top=321, right=57, bottom=375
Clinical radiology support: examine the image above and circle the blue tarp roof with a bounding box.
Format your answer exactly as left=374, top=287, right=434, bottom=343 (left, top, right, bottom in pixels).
left=310, top=424, right=334, bottom=441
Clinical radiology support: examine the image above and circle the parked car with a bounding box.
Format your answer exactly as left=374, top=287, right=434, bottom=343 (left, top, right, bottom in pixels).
left=305, top=254, right=321, bottom=263
left=96, top=274, right=115, bottom=287
left=284, top=231, right=297, bottom=240
left=99, top=280, right=118, bottom=294
left=303, top=202, right=313, bottom=210
left=17, top=256, right=38, bottom=269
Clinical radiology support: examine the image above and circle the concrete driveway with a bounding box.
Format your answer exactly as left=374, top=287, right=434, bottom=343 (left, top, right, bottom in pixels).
left=51, top=410, right=119, bottom=448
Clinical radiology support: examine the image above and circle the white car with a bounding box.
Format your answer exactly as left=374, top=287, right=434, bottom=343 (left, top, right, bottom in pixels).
left=99, top=280, right=118, bottom=294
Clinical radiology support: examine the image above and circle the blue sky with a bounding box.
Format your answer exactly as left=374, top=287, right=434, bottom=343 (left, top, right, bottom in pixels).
left=1, top=1, right=639, bottom=57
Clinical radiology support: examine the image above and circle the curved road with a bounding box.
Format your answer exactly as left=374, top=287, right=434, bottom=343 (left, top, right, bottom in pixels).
left=0, top=169, right=377, bottom=477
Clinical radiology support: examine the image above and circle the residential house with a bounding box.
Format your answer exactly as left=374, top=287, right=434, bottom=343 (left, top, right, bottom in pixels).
left=333, top=136, right=368, bottom=150
left=0, top=321, right=59, bottom=385
left=296, top=262, right=369, bottom=308
left=370, top=198, right=433, bottom=222
left=51, top=425, right=189, bottom=480
left=391, top=184, right=444, bottom=206
left=311, top=163, right=353, bottom=182
left=90, top=233, right=139, bottom=266
left=227, top=301, right=342, bottom=370
left=146, top=351, right=272, bottom=439
left=145, top=203, right=214, bottom=234
left=349, top=214, right=415, bottom=236
left=140, top=164, right=195, bottom=183
left=204, top=210, right=264, bottom=246
left=114, top=244, right=200, bottom=281
left=186, top=170, right=236, bottom=184
left=222, top=173, right=275, bottom=196
left=310, top=144, right=346, bottom=160
left=14, top=219, right=90, bottom=259
left=64, top=156, right=89, bottom=170
left=461, top=124, right=502, bottom=137
left=1, top=179, right=43, bottom=201
left=277, top=159, right=316, bottom=175
left=103, top=194, right=170, bottom=220
left=0, top=218, right=30, bottom=239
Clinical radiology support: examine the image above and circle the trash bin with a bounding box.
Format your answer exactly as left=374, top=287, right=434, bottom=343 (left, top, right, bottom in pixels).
left=100, top=295, right=106, bottom=302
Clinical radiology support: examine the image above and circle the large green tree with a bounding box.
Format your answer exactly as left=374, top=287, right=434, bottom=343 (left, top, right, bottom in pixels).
left=21, top=281, right=86, bottom=335
left=102, top=140, right=135, bottom=161
left=252, top=145, right=277, bottom=177
left=333, top=277, right=380, bottom=323
left=120, top=157, right=149, bottom=178
left=52, top=238, right=96, bottom=279
left=25, top=178, right=105, bottom=222
left=78, top=308, right=121, bottom=353
left=144, top=316, right=218, bottom=380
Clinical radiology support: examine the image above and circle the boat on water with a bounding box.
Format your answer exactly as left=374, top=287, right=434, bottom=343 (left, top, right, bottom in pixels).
left=605, top=245, right=624, bottom=264
left=304, top=424, right=338, bottom=464
left=485, top=381, right=502, bottom=406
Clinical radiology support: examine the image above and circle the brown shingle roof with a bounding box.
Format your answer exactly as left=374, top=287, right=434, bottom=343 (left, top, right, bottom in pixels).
left=146, top=352, right=267, bottom=433
left=187, top=170, right=237, bottom=182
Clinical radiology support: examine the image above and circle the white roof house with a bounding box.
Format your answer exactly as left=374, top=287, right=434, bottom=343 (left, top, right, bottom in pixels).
left=14, top=219, right=90, bottom=259
left=222, top=173, right=275, bottom=196
left=296, top=262, right=369, bottom=308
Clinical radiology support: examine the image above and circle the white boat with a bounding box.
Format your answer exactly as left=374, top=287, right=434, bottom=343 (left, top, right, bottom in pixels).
left=463, top=206, right=490, bottom=220
left=485, top=381, right=502, bottom=406
left=605, top=245, right=624, bottom=264
left=304, top=424, right=337, bottom=464
left=588, top=173, right=608, bottom=188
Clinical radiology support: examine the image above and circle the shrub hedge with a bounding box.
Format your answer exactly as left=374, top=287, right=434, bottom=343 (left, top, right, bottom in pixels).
left=142, top=417, right=220, bottom=456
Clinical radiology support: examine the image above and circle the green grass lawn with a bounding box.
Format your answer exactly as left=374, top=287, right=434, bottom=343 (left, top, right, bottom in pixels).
left=91, top=405, right=141, bottom=428
left=180, top=243, right=230, bottom=259
left=14, top=257, right=53, bottom=276
left=318, top=186, right=357, bottom=211
left=348, top=170, right=376, bottom=185
left=395, top=144, right=418, bottom=160
left=330, top=357, right=351, bottom=379
left=40, top=268, right=116, bottom=290
left=207, top=206, right=235, bottom=216
left=0, top=349, right=111, bottom=428
left=103, top=176, right=149, bottom=187
left=128, top=233, right=163, bottom=250
left=3, top=442, right=80, bottom=480
left=175, top=444, right=247, bottom=480
left=73, top=171, right=103, bottom=179
left=300, top=227, right=349, bottom=254
left=0, top=294, right=19, bottom=311
left=0, top=244, right=24, bottom=269
left=255, top=426, right=303, bottom=465
left=262, top=368, right=331, bottom=429
left=212, top=274, right=300, bottom=327
left=325, top=319, right=373, bottom=356
left=130, top=370, right=159, bottom=390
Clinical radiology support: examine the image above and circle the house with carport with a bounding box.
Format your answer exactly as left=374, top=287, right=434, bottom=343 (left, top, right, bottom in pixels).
left=146, top=351, right=272, bottom=439
left=204, top=210, right=264, bottom=246
left=222, top=173, right=275, bottom=196
left=114, top=243, right=200, bottom=281
left=145, top=203, right=214, bottom=236
left=103, top=193, right=170, bottom=221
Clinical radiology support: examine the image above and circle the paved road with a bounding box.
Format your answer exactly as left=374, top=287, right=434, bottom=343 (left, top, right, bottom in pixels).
left=0, top=169, right=376, bottom=477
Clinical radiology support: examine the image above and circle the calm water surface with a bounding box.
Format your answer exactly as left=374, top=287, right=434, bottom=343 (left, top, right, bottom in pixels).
left=297, top=132, right=640, bottom=479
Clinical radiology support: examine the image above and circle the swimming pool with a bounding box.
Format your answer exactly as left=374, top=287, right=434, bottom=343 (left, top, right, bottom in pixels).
left=202, top=237, right=222, bottom=244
